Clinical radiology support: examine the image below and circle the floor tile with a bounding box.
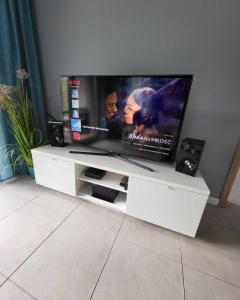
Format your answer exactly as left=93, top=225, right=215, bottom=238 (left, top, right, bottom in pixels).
left=200, top=206, right=208, bottom=222
left=184, top=266, right=240, bottom=300
left=1, top=175, right=46, bottom=197
left=0, top=182, right=6, bottom=191
left=181, top=222, right=240, bottom=287
left=11, top=202, right=124, bottom=300
left=204, top=204, right=233, bottom=229
left=92, top=237, right=184, bottom=300
left=0, top=175, right=46, bottom=220
left=0, top=192, right=30, bottom=221
left=0, top=192, right=81, bottom=277
left=227, top=203, right=240, bottom=232
left=118, top=216, right=181, bottom=262
left=0, top=281, right=34, bottom=300
left=31, top=189, right=80, bottom=216
left=0, top=274, right=6, bottom=286
left=203, top=202, right=240, bottom=232
left=230, top=217, right=240, bottom=232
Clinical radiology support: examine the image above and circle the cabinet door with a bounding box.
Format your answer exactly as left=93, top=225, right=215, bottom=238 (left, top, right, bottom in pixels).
left=32, top=153, right=76, bottom=196
left=126, top=177, right=208, bottom=237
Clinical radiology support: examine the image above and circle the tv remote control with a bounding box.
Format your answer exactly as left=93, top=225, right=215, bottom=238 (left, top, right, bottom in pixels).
left=120, top=176, right=128, bottom=190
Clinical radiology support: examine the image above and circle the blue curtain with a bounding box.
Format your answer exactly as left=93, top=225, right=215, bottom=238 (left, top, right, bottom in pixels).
left=0, top=0, right=46, bottom=181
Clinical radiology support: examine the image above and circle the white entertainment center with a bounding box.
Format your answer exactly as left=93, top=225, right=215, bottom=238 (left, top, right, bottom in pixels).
left=32, top=144, right=210, bottom=237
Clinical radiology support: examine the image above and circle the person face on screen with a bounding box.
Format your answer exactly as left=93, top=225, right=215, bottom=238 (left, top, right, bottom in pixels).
left=123, top=95, right=141, bottom=125
left=133, top=94, right=163, bottom=136
left=123, top=87, right=155, bottom=125
left=105, top=91, right=117, bottom=119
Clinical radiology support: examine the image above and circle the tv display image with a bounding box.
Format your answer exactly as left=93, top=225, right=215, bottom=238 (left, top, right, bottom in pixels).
left=61, top=75, right=193, bottom=163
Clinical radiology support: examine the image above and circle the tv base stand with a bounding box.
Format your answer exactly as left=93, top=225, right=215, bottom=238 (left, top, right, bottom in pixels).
left=69, top=150, right=154, bottom=172
left=32, top=145, right=210, bottom=237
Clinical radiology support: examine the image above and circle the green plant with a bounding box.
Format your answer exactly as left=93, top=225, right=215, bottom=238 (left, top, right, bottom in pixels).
left=0, top=69, right=42, bottom=173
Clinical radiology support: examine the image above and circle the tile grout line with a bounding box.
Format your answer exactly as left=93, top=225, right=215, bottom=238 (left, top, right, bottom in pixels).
left=0, top=190, right=47, bottom=224
left=201, top=218, right=240, bottom=234
left=8, top=279, right=38, bottom=300
left=228, top=218, right=240, bottom=233
left=116, top=235, right=181, bottom=265
left=182, top=262, right=240, bottom=290
left=0, top=273, right=7, bottom=288
left=181, top=229, right=240, bottom=290
left=0, top=276, right=37, bottom=300
left=5, top=200, right=84, bottom=284
left=90, top=214, right=126, bottom=300
left=179, top=235, right=186, bottom=300
left=204, top=218, right=234, bottom=231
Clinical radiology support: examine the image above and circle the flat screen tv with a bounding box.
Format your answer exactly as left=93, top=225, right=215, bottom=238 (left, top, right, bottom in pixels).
left=60, top=75, right=193, bottom=163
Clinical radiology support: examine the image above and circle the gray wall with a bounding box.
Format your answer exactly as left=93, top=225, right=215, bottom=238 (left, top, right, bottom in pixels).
left=34, top=0, right=240, bottom=198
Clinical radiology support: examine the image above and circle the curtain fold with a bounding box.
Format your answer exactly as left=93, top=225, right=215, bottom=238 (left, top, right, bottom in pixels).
left=0, top=0, right=46, bottom=181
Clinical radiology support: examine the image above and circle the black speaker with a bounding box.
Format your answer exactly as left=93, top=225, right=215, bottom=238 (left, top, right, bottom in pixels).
left=48, top=121, right=66, bottom=147
left=175, top=138, right=205, bottom=176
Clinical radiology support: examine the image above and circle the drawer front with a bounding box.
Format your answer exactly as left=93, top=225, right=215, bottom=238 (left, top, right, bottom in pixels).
left=32, top=153, right=76, bottom=196
left=126, top=177, right=208, bottom=237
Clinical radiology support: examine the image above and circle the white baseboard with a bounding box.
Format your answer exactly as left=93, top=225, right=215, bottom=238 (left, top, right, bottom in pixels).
left=207, top=196, right=219, bottom=206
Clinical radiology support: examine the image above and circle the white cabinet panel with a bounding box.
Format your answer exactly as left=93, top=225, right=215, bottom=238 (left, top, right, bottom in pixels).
left=32, top=153, right=76, bottom=196
left=126, top=177, right=208, bottom=237
left=31, top=146, right=210, bottom=237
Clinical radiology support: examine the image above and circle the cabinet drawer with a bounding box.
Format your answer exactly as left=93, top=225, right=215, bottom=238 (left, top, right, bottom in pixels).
left=32, top=153, right=76, bottom=196
left=126, top=177, right=208, bottom=237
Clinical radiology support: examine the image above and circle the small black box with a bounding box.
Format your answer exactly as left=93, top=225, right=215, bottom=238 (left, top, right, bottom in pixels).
left=92, top=185, right=119, bottom=203
left=85, top=168, right=106, bottom=180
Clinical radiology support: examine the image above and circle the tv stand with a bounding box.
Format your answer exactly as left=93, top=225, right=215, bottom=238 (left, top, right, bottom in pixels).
left=31, top=144, right=210, bottom=237
left=69, top=150, right=154, bottom=172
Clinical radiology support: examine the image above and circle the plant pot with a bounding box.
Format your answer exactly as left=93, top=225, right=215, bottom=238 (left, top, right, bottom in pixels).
left=27, top=166, right=35, bottom=179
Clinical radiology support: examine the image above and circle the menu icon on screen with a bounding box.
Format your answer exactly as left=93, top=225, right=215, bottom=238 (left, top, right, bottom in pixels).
left=71, top=119, right=81, bottom=132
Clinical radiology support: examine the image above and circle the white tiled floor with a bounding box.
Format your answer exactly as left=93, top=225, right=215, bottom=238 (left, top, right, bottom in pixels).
left=0, top=274, right=6, bottom=286
left=0, top=175, right=240, bottom=299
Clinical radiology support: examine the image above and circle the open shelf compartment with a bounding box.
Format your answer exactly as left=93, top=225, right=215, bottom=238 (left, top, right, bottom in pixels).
left=77, top=168, right=128, bottom=193
left=77, top=183, right=127, bottom=213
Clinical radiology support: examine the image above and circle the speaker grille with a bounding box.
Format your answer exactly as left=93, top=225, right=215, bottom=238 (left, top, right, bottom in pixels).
left=175, top=138, right=205, bottom=176
left=48, top=121, right=65, bottom=147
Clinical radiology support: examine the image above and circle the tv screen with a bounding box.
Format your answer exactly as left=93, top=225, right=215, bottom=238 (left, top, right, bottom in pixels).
left=61, top=75, right=193, bottom=163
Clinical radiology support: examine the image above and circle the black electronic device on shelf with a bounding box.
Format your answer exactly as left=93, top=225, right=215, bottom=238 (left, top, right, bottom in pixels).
left=84, top=167, right=106, bottom=180
left=92, top=185, right=119, bottom=203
